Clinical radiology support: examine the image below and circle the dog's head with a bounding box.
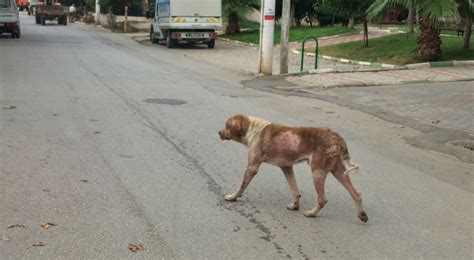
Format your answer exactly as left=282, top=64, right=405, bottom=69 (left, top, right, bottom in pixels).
left=218, top=114, right=251, bottom=143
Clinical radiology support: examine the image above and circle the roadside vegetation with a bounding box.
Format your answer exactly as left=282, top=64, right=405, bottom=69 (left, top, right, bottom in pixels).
left=319, top=33, right=474, bottom=65
left=221, top=24, right=358, bottom=45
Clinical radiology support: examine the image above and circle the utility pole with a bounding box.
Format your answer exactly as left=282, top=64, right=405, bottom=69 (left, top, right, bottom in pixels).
left=95, top=0, right=100, bottom=25
left=279, top=0, right=291, bottom=74
left=258, top=0, right=276, bottom=75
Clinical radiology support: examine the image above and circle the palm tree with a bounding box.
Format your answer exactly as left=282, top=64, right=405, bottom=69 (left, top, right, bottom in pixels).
left=223, top=0, right=260, bottom=34
left=368, top=0, right=459, bottom=61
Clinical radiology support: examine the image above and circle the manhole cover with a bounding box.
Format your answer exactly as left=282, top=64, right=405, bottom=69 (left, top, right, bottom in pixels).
left=143, top=98, right=187, bottom=105
left=449, top=140, right=474, bottom=151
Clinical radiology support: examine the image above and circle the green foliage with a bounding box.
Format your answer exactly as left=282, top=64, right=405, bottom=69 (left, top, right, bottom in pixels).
left=320, top=33, right=474, bottom=64
left=83, top=0, right=140, bottom=14
left=313, top=0, right=374, bottom=25
left=222, top=25, right=357, bottom=44
left=222, top=0, right=260, bottom=23
left=367, top=0, right=460, bottom=24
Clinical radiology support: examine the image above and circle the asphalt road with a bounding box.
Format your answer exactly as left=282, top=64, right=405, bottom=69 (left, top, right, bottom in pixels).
left=1, top=14, right=472, bottom=259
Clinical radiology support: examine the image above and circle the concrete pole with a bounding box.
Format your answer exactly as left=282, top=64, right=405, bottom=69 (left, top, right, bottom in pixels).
left=279, top=0, right=291, bottom=74
left=95, top=0, right=100, bottom=25
left=258, top=0, right=276, bottom=75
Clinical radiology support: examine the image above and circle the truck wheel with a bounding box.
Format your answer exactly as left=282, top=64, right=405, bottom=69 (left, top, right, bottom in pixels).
left=166, top=32, right=177, bottom=48
left=150, top=27, right=158, bottom=44
left=41, top=16, right=46, bottom=26
left=207, top=39, right=215, bottom=49
left=58, top=17, right=62, bottom=25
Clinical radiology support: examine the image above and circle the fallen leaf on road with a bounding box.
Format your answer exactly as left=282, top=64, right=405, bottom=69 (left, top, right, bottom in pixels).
left=32, top=241, right=45, bottom=247
left=2, top=106, right=16, bottom=110
left=0, top=236, right=10, bottom=241
left=41, top=223, right=57, bottom=229
left=7, top=224, right=26, bottom=229
left=432, top=120, right=440, bottom=124
left=128, top=243, right=145, bottom=252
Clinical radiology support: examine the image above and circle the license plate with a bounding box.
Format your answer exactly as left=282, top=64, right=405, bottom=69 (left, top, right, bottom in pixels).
left=186, top=32, right=205, bottom=38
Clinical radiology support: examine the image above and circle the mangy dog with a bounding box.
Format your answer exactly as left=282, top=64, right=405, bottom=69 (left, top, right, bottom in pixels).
left=218, top=114, right=368, bottom=222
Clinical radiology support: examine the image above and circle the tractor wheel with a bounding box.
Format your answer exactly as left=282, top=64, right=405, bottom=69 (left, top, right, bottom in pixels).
left=63, top=16, right=67, bottom=26
left=58, top=17, right=62, bottom=25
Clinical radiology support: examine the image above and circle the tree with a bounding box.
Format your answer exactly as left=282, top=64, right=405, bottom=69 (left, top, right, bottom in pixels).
left=458, top=0, right=473, bottom=49
left=368, top=0, right=459, bottom=61
left=314, top=0, right=373, bottom=46
left=407, top=0, right=415, bottom=33
left=223, top=0, right=260, bottom=34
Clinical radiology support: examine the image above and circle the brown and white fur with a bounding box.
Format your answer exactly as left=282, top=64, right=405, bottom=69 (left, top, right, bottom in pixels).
left=218, top=114, right=368, bottom=222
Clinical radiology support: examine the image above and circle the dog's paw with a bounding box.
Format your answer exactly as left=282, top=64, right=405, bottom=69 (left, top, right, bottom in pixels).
left=224, top=194, right=238, bottom=201
left=303, top=210, right=317, bottom=218
left=358, top=211, right=368, bottom=223
left=287, top=202, right=299, bottom=211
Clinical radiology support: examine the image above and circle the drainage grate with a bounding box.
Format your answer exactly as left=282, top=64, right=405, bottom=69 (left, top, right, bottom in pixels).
left=143, top=98, right=187, bottom=105
left=449, top=140, right=474, bottom=151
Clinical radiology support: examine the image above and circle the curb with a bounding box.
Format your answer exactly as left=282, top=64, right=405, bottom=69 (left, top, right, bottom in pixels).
left=406, top=60, right=474, bottom=69
left=293, top=49, right=474, bottom=74
left=293, top=50, right=404, bottom=70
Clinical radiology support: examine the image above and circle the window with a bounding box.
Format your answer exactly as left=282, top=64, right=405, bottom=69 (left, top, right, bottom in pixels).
left=0, top=0, right=12, bottom=8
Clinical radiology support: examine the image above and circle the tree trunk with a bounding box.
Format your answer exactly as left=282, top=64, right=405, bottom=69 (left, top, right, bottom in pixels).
left=226, top=9, right=240, bottom=34
left=363, top=15, right=368, bottom=47
left=416, top=19, right=442, bottom=61
left=463, top=16, right=472, bottom=49
left=407, top=0, right=415, bottom=33
left=348, top=16, right=355, bottom=28
left=290, top=2, right=296, bottom=27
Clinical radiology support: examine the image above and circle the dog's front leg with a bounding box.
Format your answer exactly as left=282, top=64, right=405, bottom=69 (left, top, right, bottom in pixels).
left=225, top=162, right=261, bottom=201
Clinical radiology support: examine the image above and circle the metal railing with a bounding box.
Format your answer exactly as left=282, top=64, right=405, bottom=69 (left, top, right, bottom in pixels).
left=300, top=36, right=319, bottom=72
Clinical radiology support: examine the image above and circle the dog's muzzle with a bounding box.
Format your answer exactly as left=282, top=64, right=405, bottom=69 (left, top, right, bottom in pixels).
left=218, top=130, right=231, bottom=140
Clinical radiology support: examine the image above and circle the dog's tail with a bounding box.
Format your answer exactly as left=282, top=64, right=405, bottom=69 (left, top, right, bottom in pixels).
left=340, top=140, right=360, bottom=175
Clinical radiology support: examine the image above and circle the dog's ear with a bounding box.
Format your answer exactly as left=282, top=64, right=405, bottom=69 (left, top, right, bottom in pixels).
left=236, top=115, right=250, bottom=136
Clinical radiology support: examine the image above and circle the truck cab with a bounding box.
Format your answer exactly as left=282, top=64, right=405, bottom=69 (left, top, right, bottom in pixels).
left=0, top=0, right=20, bottom=38
left=149, top=0, right=222, bottom=48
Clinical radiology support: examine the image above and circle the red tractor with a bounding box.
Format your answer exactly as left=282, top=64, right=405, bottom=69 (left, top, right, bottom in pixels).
left=15, top=0, right=30, bottom=11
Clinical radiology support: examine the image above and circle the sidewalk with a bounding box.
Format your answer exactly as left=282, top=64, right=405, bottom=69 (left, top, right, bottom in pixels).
left=287, top=30, right=393, bottom=51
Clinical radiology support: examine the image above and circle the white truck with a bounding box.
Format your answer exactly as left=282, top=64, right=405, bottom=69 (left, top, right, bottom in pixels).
left=149, top=0, right=221, bottom=48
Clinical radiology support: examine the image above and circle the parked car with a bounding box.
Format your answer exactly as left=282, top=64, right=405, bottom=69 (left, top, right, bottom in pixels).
left=0, top=0, right=20, bottom=38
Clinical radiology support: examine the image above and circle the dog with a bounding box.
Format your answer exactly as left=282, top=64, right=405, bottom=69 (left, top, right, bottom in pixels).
left=218, top=114, right=368, bottom=222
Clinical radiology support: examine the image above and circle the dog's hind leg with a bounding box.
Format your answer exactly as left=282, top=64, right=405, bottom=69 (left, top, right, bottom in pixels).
left=304, top=168, right=328, bottom=218
left=332, top=161, right=368, bottom=223
left=281, top=166, right=301, bottom=210
left=225, top=162, right=261, bottom=201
